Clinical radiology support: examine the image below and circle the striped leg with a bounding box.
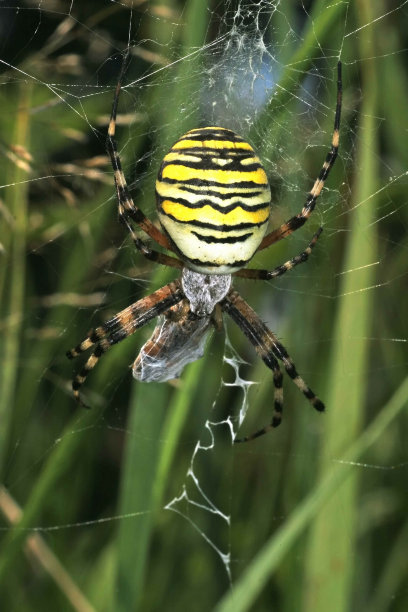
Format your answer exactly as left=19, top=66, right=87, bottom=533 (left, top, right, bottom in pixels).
left=107, top=52, right=181, bottom=269
left=235, top=357, right=284, bottom=443
left=234, top=227, right=322, bottom=281
left=258, top=62, right=342, bottom=251
left=222, top=290, right=324, bottom=442
left=66, top=280, right=184, bottom=405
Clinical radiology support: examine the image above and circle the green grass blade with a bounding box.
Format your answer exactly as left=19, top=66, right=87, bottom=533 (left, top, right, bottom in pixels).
left=303, top=4, right=380, bottom=609
left=152, top=351, right=219, bottom=509
left=0, top=82, right=32, bottom=472
left=114, top=382, right=168, bottom=612
left=369, top=519, right=408, bottom=612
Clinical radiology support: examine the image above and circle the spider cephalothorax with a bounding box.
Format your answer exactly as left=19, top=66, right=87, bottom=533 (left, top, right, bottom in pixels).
left=67, top=57, right=342, bottom=442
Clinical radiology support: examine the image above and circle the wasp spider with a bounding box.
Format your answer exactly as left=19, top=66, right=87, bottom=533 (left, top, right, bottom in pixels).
left=67, top=59, right=342, bottom=442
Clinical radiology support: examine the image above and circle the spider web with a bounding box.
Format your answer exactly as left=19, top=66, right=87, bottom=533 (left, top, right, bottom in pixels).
left=1, top=1, right=408, bottom=610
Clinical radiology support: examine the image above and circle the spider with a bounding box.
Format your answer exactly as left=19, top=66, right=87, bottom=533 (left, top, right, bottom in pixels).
left=67, top=58, right=342, bottom=443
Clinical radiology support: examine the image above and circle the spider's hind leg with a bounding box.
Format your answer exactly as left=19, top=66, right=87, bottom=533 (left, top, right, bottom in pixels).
left=66, top=280, right=184, bottom=405
left=234, top=357, right=284, bottom=443
left=222, top=290, right=324, bottom=443
left=106, top=51, right=181, bottom=267
left=70, top=342, right=109, bottom=407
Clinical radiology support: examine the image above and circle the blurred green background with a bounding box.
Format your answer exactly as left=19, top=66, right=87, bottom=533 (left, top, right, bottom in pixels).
left=1, top=1, right=407, bottom=610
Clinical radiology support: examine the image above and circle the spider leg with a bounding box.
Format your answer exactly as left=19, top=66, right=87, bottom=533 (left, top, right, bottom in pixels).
left=107, top=52, right=181, bottom=268
left=222, top=290, right=324, bottom=443
left=66, top=279, right=184, bottom=405
left=235, top=356, right=283, bottom=443
left=234, top=227, right=322, bottom=281
left=258, top=61, right=342, bottom=251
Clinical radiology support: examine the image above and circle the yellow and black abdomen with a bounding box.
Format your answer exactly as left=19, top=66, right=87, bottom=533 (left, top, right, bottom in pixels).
left=156, top=127, right=271, bottom=274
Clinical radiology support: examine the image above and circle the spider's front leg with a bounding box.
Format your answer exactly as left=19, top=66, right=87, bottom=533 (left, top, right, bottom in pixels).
left=258, top=61, right=342, bottom=251
left=222, top=290, right=324, bottom=442
left=66, top=280, right=184, bottom=405
left=106, top=52, right=182, bottom=270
